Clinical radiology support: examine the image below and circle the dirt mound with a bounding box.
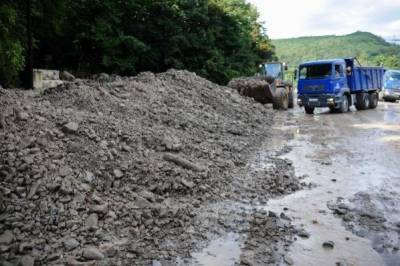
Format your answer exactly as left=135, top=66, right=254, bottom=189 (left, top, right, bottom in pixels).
left=0, top=70, right=300, bottom=265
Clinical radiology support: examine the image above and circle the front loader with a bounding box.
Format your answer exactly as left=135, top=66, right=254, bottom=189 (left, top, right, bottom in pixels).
left=228, top=62, right=294, bottom=110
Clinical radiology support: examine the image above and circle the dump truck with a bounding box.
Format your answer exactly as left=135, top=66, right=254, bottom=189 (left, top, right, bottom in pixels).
left=228, top=62, right=294, bottom=110
left=296, top=58, right=385, bottom=114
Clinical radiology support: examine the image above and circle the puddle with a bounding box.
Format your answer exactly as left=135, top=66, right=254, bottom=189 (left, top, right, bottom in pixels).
left=191, top=232, right=241, bottom=266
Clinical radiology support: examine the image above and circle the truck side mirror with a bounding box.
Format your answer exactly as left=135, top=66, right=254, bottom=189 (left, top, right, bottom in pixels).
left=294, top=69, right=298, bottom=80
left=284, top=65, right=288, bottom=71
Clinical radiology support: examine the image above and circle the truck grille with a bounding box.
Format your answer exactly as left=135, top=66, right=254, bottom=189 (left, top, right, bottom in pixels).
left=305, top=84, right=324, bottom=91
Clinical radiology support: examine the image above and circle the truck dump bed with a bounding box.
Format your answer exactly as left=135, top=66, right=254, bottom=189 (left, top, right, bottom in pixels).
left=348, top=67, right=385, bottom=93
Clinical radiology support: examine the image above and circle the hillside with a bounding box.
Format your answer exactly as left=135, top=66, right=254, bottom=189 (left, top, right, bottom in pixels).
left=273, top=31, right=400, bottom=68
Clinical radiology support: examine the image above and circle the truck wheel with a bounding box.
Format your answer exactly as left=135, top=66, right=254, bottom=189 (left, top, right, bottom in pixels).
left=383, top=98, right=396, bottom=103
left=338, top=95, right=349, bottom=113
left=369, top=92, right=378, bottom=109
left=355, top=93, right=369, bottom=110
left=288, top=87, right=294, bottom=109
left=272, top=87, right=289, bottom=110
left=304, top=106, right=314, bottom=114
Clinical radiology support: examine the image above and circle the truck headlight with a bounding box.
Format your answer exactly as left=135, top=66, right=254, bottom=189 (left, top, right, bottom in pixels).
left=297, top=98, right=302, bottom=105
left=327, top=98, right=335, bottom=104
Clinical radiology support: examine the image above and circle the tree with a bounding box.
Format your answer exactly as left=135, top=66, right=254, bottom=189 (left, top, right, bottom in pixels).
left=0, top=1, right=24, bottom=86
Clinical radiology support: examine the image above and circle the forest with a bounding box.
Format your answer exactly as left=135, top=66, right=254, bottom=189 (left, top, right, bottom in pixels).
left=273, top=31, right=400, bottom=69
left=0, top=0, right=276, bottom=87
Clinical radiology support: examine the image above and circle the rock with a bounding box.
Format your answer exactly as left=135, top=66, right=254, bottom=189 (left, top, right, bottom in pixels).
left=296, top=228, right=310, bottom=238
left=18, top=242, right=33, bottom=254
left=268, top=211, right=277, bottom=218
left=84, top=171, right=95, bottom=183
left=0, top=230, right=15, bottom=245
left=65, top=256, right=91, bottom=266
left=322, top=241, right=335, bottom=249
left=121, top=144, right=131, bottom=152
left=113, top=169, right=124, bottom=179
left=86, top=214, right=98, bottom=230
left=107, top=211, right=117, bottom=220
left=16, top=111, right=29, bottom=121
left=27, top=180, right=42, bottom=199
left=82, top=247, right=104, bottom=260
left=47, top=253, right=62, bottom=262
left=284, top=255, right=294, bottom=265
left=100, top=243, right=117, bottom=257
left=162, top=134, right=182, bottom=152
left=181, top=178, right=195, bottom=189
left=163, top=153, right=204, bottom=172
left=90, top=204, right=108, bottom=214
left=60, top=71, right=75, bottom=81
left=0, top=113, right=5, bottom=129
left=62, top=122, right=79, bottom=134
left=64, top=238, right=80, bottom=251
left=19, top=255, right=34, bottom=266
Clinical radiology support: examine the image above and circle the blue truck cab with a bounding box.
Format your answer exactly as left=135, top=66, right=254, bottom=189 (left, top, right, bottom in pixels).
left=296, top=58, right=385, bottom=114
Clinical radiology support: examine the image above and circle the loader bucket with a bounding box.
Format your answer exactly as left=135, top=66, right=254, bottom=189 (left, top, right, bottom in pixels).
left=228, top=77, right=274, bottom=104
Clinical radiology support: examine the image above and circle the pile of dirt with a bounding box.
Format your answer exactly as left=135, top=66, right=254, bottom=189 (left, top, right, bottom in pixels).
left=0, top=70, right=300, bottom=265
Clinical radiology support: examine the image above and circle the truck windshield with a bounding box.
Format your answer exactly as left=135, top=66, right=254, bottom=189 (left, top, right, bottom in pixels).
left=384, top=70, right=400, bottom=89
left=299, top=64, right=332, bottom=80
left=261, top=63, right=282, bottom=78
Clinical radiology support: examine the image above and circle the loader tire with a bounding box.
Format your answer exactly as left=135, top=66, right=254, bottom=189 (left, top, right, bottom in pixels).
left=368, top=92, right=378, bottom=109
left=273, top=87, right=289, bottom=110
left=288, top=87, right=294, bottom=109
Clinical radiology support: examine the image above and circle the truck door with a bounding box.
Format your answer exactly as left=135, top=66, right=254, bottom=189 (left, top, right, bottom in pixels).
left=333, top=64, right=347, bottom=93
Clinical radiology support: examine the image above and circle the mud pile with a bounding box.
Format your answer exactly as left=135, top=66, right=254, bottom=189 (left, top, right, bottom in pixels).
left=0, top=70, right=300, bottom=265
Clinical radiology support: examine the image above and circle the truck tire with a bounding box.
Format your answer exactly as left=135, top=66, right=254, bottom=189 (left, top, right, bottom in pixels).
left=272, top=87, right=289, bottom=110
left=304, top=106, right=314, bottom=114
left=288, top=87, right=294, bottom=109
left=383, top=98, right=396, bottom=103
left=369, top=92, right=378, bottom=109
left=338, top=95, right=349, bottom=113
left=355, top=93, right=369, bottom=110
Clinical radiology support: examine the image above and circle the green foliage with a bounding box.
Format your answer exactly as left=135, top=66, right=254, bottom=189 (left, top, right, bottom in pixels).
left=273, top=31, right=400, bottom=69
left=0, top=2, right=24, bottom=86
left=1, top=0, right=275, bottom=86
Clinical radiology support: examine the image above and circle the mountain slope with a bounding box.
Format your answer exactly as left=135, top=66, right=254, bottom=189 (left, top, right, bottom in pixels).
left=272, top=31, right=400, bottom=68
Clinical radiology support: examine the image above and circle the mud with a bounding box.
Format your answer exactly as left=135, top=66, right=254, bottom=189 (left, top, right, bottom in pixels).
left=266, top=103, right=400, bottom=266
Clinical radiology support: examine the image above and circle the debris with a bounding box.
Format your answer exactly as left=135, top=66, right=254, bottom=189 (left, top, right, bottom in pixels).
left=62, top=122, right=79, bottom=134
left=0, top=70, right=300, bottom=265
left=82, top=247, right=104, bottom=260
left=19, top=255, right=34, bottom=266
left=0, top=231, right=15, bottom=245
left=163, top=153, right=204, bottom=172
left=322, top=241, right=335, bottom=249
left=60, top=71, right=76, bottom=81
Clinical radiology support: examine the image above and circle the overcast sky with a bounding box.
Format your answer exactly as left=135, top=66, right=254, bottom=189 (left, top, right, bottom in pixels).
left=247, top=0, right=400, bottom=39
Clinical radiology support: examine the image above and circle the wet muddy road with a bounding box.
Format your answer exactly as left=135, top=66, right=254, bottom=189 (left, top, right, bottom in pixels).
left=193, top=101, right=400, bottom=266
left=269, top=101, right=400, bottom=266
